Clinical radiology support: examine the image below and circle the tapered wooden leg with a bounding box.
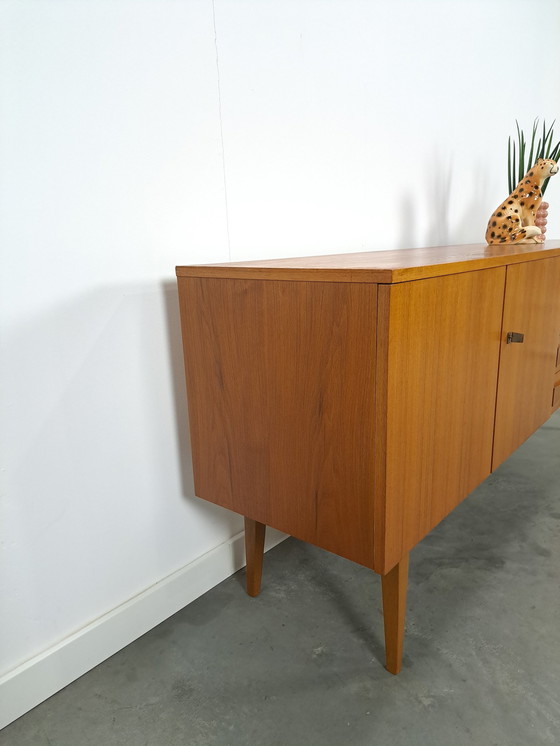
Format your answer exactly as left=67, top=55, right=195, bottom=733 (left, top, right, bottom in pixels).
left=244, top=517, right=266, bottom=597
left=381, top=553, right=409, bottom=675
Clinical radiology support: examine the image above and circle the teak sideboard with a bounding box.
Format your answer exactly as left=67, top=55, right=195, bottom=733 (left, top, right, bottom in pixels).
left=176, top=242, right=560, bottom=674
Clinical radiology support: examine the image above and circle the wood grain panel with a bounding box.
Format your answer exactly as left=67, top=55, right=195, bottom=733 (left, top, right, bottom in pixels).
left=374, top=268, right=506, bottom=573
left=553, top=382, right=560, bottom=413
left=381, top=553, right=409, bottom=675
left=493, top=256, right=560, bottom=469
left=177, top=277, right=378, bottom=568
left=244, top=518, right=266, bottom=597
left=176, top=241, right=560, bottom=284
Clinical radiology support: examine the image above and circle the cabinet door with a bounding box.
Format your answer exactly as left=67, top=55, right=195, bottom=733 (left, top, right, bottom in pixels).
left=492, top=256, right=560, bottom=470
left=375, top=267, right=506, bottom=573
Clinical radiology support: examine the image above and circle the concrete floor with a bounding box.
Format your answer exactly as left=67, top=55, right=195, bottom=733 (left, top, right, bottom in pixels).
left=2, top=411, right=559, bottom=746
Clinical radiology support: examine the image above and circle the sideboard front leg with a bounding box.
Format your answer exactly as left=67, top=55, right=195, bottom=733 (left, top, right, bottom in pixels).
left=381, top=553, right=409, bottom=675
left=244, top=517, right=266, bottom=597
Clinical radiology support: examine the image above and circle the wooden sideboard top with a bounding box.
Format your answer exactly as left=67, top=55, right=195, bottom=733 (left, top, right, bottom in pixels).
left=176, top=240, right=560, bottom=284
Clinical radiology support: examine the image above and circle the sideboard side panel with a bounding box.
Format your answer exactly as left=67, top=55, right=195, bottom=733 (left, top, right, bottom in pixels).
left=376, top=268, right=506, bottom=573
left=178, top=277, right=378, bottom=568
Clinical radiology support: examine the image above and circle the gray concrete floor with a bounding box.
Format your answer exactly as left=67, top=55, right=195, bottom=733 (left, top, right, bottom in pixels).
left=2, top=411, right=560, bottom=746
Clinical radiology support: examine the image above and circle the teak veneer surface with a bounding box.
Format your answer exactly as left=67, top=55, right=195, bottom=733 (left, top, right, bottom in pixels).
left=178, top=277, right=378, bottom=568
left=177, top=241, right=560, bottom=284
left=493, top=255, right=560, bottom=469
left=176, top=242, right=560, bottom=674
left=375, top=268, right=506, bottom=572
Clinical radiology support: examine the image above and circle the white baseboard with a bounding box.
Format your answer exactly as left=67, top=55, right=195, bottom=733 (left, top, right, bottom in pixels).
left=0, top=528, right=287, bottom=730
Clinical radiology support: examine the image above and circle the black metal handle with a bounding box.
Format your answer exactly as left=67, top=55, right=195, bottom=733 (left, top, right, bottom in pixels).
left=506, top=332, right=525, bottom=344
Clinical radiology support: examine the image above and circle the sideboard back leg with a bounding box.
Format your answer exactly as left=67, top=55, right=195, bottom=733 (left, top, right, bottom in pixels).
left=244, top=517, right=266, bottom=597
left=381, top=553, right=409, bottom=675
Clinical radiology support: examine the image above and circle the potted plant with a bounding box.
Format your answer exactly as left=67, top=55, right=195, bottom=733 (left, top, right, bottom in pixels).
left=508, top=119, right=560, bottom=239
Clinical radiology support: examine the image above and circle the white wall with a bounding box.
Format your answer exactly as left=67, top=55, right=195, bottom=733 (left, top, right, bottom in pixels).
left=1, top=0, right=560, bottom=724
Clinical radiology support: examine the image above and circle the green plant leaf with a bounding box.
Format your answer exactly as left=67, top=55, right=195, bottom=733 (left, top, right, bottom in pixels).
left=508, top=136, right=513, bottom=193
left=543, top=120, right=555, bottom=157
left=516, top=121, right=524, bottom=182
left=509, top=119, right=559, bottom=196
left=536, top=136, right=542, bottom=160
left=527, top=118, right=538, bottom=169
left=540, top=119, right=547, bottom=159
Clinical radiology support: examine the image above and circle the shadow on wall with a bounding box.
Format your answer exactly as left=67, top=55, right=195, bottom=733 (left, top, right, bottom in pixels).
left=397, top=192, right=417, bottom=249
left=424, top=151, right=453, bottom=247
left=161, top=279, right=195, bottom=500
left=160, top=279, right=242, bottom=538
left=453, top=159, right=494, bottom=244
left=397, top=152, right=492, bottom=248
left=2, top=280, right=249, bottom=676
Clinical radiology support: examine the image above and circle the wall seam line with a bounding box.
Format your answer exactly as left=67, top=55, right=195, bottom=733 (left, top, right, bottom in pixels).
left=211, top=0, right=232, bottom=259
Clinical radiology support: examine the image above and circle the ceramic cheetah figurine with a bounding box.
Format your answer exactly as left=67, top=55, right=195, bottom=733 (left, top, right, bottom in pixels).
left=485, top=158, right=558, bottom=244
